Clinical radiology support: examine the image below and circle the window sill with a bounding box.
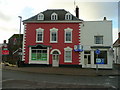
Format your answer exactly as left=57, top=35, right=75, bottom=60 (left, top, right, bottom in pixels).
left=65, top=41, right=72, bottom=43
left=64, top=61, right=72, bottom=63
left=36, top=41, right=43, bottom=43
left=50, top=41, right=58, bottom=43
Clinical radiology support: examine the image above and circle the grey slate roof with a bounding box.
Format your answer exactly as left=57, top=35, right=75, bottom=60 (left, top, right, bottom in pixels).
left=23, top=9, right=83, bottom=23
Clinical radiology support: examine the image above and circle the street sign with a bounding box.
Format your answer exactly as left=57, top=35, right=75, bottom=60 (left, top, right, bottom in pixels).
left=2, top=50, right=9, bottom=55
left=95, top=49, right=100, bottom=55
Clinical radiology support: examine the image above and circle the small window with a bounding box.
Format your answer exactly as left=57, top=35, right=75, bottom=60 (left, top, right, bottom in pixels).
left=37, top=13, right=44, bottom=20
left=94, top=36, right=103, bottom=44
left=65, top=13, right=72, bottom=20
left=51, top=13, right=58, bottom=20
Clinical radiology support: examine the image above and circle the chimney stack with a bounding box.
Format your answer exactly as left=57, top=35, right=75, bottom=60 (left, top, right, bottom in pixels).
left=76, top=6, right=79, bottom=18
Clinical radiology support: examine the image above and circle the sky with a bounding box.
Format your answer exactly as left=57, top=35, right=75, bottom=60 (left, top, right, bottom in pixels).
left=0, top=0, right=119, bottom=43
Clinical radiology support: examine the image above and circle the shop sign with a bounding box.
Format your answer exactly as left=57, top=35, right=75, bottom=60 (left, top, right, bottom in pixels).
left=96, top=58, right=104, bottom=64
left=2, top=50, right=9, bottom=55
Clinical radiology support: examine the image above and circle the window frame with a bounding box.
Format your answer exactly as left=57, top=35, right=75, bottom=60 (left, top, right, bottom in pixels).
left=36, top=28, right=44, bottom=43
left=37, top=13, right=44, bottom=20
left=64, top=28, right=73, bottom=43
left=64, top=47, right=72, bottom=63
left=65, top=13, right=72, bottom=20
left=94, top=36, right=103, bottom=45
left=50, top=28, right=58, bottom=43
left=51, top=12, right=58, bottom=20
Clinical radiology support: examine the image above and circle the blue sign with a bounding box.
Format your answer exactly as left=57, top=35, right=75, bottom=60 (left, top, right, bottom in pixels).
left=74, top=45, right=83, bottom=52
left=95, top=49, right=100, bottom=55
left=96, top=58, right=104, bottom=64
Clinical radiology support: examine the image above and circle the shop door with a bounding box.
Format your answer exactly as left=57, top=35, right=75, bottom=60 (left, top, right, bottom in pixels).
left=84, top=51, right=91, bottom=68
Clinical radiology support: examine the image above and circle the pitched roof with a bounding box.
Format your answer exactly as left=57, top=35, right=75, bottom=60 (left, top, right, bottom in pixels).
left=113, top=38, right=120, bottom=47
left=23, top=9, right=83, bottom=23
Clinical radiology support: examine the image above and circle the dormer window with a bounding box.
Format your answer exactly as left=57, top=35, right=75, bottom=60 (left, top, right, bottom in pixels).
left=37, top=13, right=44, bottom=20
left=51, top=12, right=58, bottom=20
left=65, top=13, right=72, bottom=20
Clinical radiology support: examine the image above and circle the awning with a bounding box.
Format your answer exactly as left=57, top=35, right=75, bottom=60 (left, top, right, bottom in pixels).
left=91, top=46, right=111, bottom=49
left=29, top=44, right=51, bottom=48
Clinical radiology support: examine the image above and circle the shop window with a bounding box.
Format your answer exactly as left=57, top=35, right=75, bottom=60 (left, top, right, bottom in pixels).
left=31, top=49, right=47, bottom=61
left=94, top=51, right=107, bottom=64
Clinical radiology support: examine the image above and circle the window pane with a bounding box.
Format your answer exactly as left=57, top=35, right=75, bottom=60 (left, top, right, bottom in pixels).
left=94, top=36, right=103, bottom=44
left=94, top=51, right=107, bottom=64
left=37, top=32, right=43, bottom=41
left=31, top=49, right=47, bottom=61
left=66, top=32, right=71, bottom=41
left=51, top=32, right=57, bottom=41
left=65, top=51, right=72, bottom=61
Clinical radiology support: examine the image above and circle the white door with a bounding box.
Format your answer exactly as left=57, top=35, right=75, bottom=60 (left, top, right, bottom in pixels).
left=52, top=53, right=59, bottom=67
left=84, top=51, right=91, bottom=68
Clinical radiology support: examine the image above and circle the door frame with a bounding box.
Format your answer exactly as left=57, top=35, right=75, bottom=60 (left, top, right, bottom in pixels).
left=50, top=49, right=61, bottom=67
left=83, top=51, right=91, bottom=68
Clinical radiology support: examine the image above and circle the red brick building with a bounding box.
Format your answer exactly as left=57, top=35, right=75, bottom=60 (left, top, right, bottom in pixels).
left=22, top=8, right=83, bottom=67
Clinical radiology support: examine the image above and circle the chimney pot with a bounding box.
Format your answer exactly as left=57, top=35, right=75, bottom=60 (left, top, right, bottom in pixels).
left=103, top=17, right=107, bottom=20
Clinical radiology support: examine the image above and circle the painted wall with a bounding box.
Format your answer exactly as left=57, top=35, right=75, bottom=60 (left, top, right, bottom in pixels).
left=80, top=21, right=113, bottom=68
left=23, top=23, right=80, bottom=65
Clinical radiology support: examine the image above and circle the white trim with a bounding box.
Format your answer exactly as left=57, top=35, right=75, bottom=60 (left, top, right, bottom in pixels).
left=50, top=49, right=61, bottom=54
left=50, top=28, right=58, bottom=43
left=37, top=13, right=44, bottom=20
left=65, top=13, right=72, bottom=20
left=22, top=24, right=27, bottom=61
left=24, top=20, right=82, bottom=23
left=51, top=12, right=58, bottom=20
left=64, top=47, right=72, bottom=63
left=64, top=28, right=73, bottom=43
left=36, top=28, right=44, bottom=43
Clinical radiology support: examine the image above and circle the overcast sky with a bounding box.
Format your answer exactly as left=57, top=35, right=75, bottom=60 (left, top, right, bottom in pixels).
left=0, top=0, right=119, bottom=43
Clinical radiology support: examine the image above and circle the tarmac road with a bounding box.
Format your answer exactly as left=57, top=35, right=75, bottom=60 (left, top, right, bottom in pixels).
left=2, top=69, right=119, bottom=89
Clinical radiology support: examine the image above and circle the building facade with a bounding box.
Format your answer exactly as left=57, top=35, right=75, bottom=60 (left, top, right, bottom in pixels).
left=22, top=9, right=83, bottom=67
left=80, top=19, right=113, bottom=69
left=113, top=32, right=120, bottom=64
left=7, top=34, right=23, bottom=64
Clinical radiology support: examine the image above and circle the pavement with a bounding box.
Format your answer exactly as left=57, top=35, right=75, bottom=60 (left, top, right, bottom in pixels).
left=1, top=63, right=120, bottom=76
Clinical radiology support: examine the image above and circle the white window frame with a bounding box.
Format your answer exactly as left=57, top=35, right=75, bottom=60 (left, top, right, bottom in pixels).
left=64, top=47, right=72, bottom=63
left=36, top=28, right=44, bottom=43
left=94, top=36, right=103, bottom=45
left=65, top=13, right=72, bottom=20
left=51, top=12, right=58, bottom=20
left=37, top=13, right=44, bottom=20
left=50, top=28, right=58, bottom=43
left=64, top=28, right=73, bottom=43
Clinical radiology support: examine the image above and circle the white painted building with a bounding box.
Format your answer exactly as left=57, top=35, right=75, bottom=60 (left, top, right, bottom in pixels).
left=113, top=32, right=120, bottom=64
left=80, top=18, right=113, bottom=69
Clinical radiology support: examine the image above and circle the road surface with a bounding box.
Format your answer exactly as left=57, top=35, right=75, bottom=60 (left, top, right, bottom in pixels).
left=2, top=69, right=119, bottom=89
